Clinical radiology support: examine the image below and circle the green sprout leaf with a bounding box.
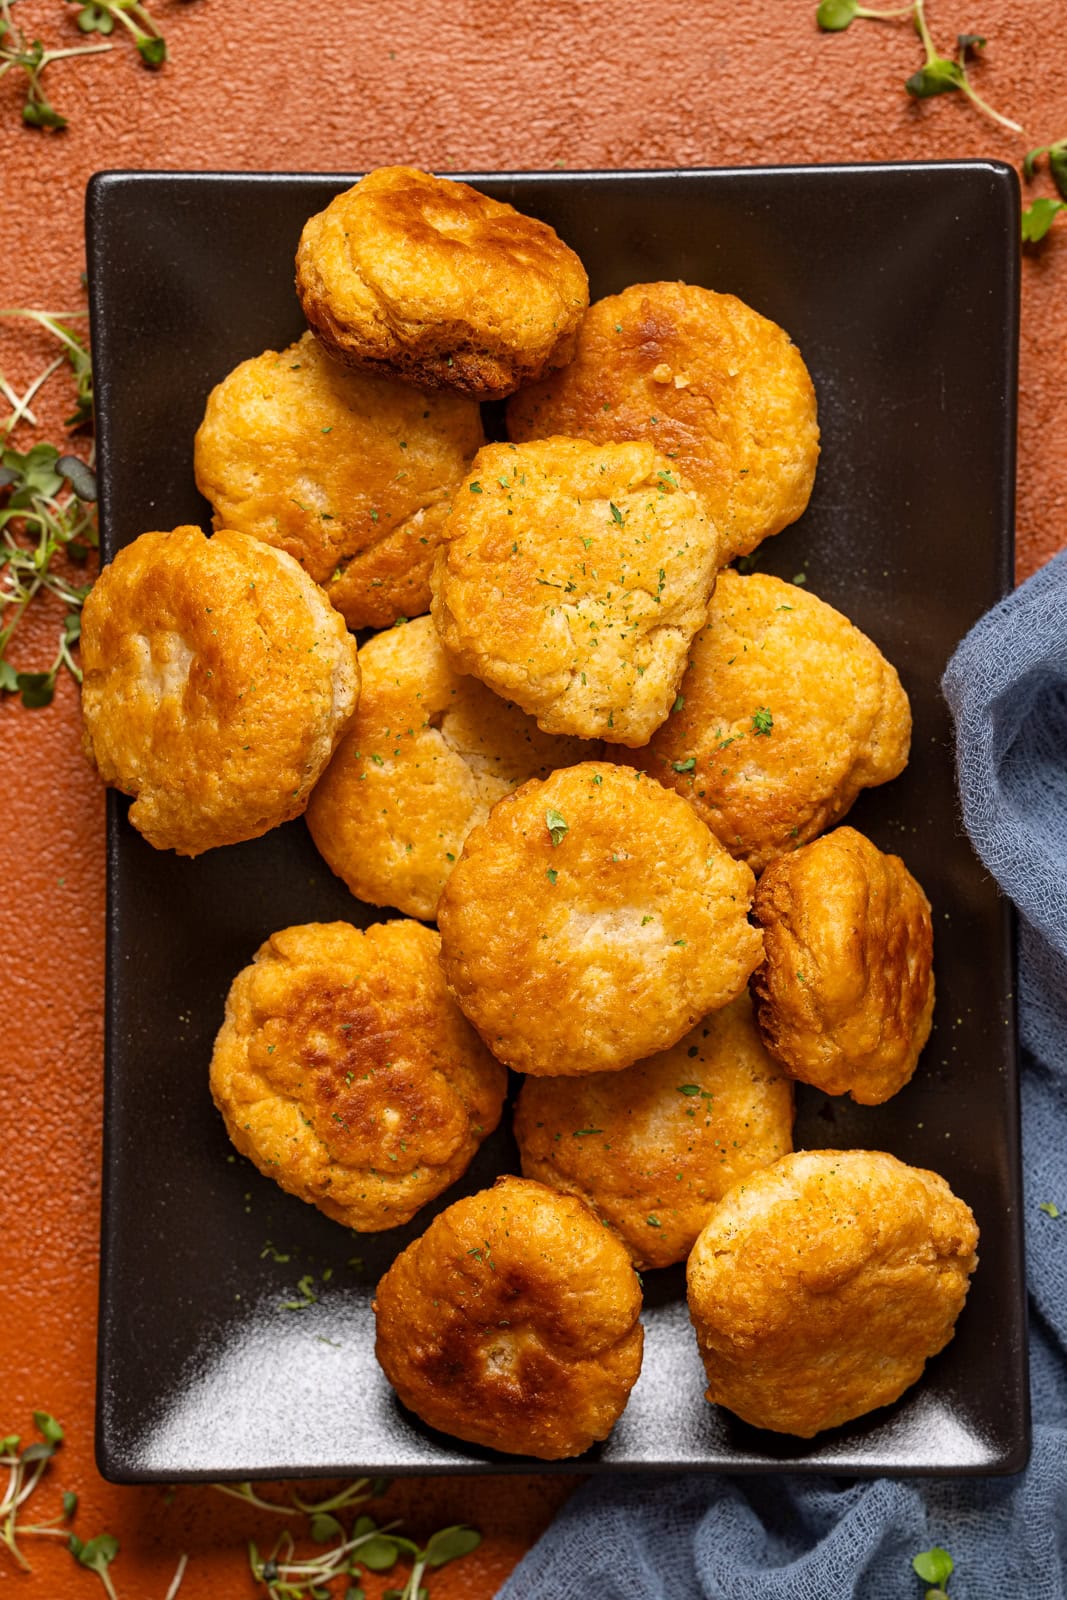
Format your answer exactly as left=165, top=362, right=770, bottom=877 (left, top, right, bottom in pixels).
left=956, top=31, right=985, bottom=55
left=422, top=1524, right=482, bottom=1567
left=16, top=672, right=56, bottom=709
left=906, top=56, right=964, bottom=98
left=816, top=0, right=859, bottom=30
left=32, top=1412, right=64, bottom=1445
left=56, top=454, right=97, bottom=500
left=751, top=707, right=774, bottom=736
left=1028, top=139, right=1067, bottom=199
left=22, top=98, right=68, bottom=130
left=912, top=1546, right=954, bottom=1586
left=818, top=0, right=1022, bottom=133
left=77, top=4, right=115, bottom=33
left=136, top=33, right=166, bottom=66
left=358, top=1532, right=401, bottom=1571
left=309, top=1511, right=344, bottom=1543
left=1050, top=144, right=1067, bottom=200
left=19, top=1440, right=58, bottom=1464
left=0, top=320, right=99, bottom=705
left=1024, top=144, right=1046, bottom=180
left=1022, top=197, right=1067, bottom=243
left=1, top=3, right=114, bottom=131
left=71, top=1529, right=121, bottom=1596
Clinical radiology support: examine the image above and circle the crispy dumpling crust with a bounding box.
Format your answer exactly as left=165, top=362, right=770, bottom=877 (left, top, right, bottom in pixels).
left=625, top=571, right=911, bottom=872
left=507, top=280, right=819, bottom=559
left=436, top=761, right=763, bottom=1077
left=514, top=994, right=794, bottom=1269
left=430, top=436, right=722, bottom=746
left=306, top=614, right=596, bottom=921
left=209, top=920, right=506, bottom=1232
left=194, top=331, right=483, bottom=630
left=80, top=525, right=360, bottom=855
left=296, top=166, right=588, bottom=400
left=373, top=1176, right=644, bottom=1458
left=751, top=826, right=935, bottom=1104
left=687, top=1149, right=978, bottom=1437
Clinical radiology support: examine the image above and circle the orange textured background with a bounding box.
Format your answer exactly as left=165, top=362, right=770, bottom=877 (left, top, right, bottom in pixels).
left=2, top=1, right=1065, bottom=1596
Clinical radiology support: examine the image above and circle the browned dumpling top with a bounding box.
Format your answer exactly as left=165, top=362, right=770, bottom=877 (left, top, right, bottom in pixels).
left=751, top=826, right=934, bottom=1105
left=296, top=166, right=588, bottom=401
left=687, top=1150, right=978, bottom=1438
left=373, top=1176, right=644, bottom=1459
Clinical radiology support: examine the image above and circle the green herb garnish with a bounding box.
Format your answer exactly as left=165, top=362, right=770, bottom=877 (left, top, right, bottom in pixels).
left=545, top=807, right=568, bottom=847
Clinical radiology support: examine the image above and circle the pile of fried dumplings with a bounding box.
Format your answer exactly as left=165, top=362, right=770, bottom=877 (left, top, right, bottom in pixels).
left=80, top=166, right=979, bottom=1459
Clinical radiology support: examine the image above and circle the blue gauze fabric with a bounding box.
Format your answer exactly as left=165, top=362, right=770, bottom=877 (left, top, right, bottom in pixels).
left=499, top=550, right=1067, bottom=1599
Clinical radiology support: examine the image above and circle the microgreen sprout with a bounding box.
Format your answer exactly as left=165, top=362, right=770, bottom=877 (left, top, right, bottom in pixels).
left=2, top=1414, right=186, bottom=1594
left=250, top=1514, right=421, bottom=1598
left=211, top=1477, right=384, bottom=1517
left=65, top=0, right=166, bottom=67
left=1, top=307, right=98, bottom=705
left=0, top=0, right=112, bottom=127
left=912, top=1545, right=954, bottom=1598
left=379, top=1523, right=482, bottom=1600
left=0, top=308, right=93, bottom=429
left=69, top=1532, right=121, bottom=1600
left=816, top=1, right=1022, bottom=134
left=816, top=0, right=913, bottom=29
left=1021, top=140, right=1067, bottom=243
left=1024, top=139, right=1067, bottom=195
left=0, top=442, right=98, bottom=706
left=906, top=18, right=1022, bottom=133
left=230, top=1483, right=479, bottom=1600
left=247, top=1514, right=408, bottom=1597
left=0, top=1411, right=73, bottom=1571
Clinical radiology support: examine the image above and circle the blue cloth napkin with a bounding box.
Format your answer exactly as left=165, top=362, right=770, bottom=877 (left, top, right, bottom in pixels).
left=500, top=550, right=1067, bottom=1599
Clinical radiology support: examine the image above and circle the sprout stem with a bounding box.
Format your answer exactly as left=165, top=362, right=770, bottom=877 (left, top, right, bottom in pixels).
left=164, top=1551, right=189, bottom=1600
left=961, top=76, right=1024, bottom=134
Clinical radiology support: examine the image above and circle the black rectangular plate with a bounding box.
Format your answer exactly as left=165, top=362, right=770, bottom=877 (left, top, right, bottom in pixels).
left=87, top=163, right=1027, bottom=1481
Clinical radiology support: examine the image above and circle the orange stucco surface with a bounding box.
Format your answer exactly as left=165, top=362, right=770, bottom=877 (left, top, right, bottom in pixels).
left=2, top=1, right=1065, bottom=1595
